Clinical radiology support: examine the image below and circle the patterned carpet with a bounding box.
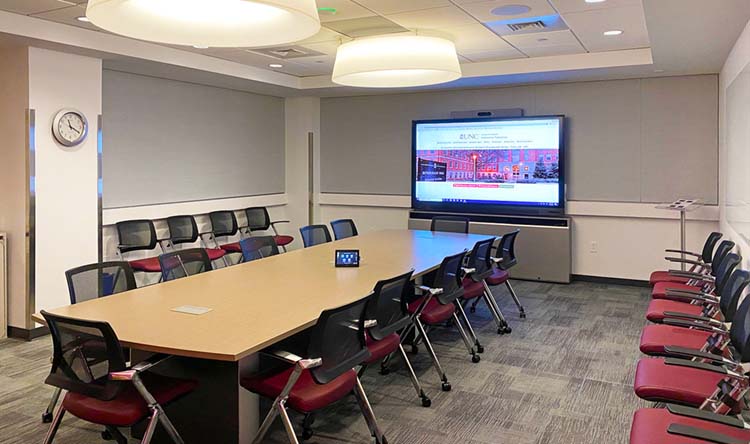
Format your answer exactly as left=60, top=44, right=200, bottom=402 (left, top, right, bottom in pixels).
left=0, top=280, right=650, bottom=444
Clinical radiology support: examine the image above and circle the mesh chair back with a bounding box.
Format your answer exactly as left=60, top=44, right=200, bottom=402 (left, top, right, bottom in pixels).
left=433, top=251, right=466, bottom=305
left=65, top=262, right=137, bottom=305
left=42, top=311, right=127, bottom=401
left=430, top=216, right=469, bottom=234
left=239, top=236, right=279, bottom=262
left=307, top=296, right=371, bottom=385
left=116, top=219, right=157, bottom=253
left=300, top=225, right=332, bottom=247
left=159, top=248, right=212, bottom=281
left=209, top=211, right=239, bottom=237
left=701, top=232, right=723, bottom=264
left=711, top=241, right=736, bottom=277
left=167, top=215, right=199, bottom=245
left=331, top=219, right=358, bottom=240
left=244, top=207, right=271, bottom=231
left=366, top=270, right=414, bottom=341
left=728, top=273, right=750, bottom=361
left=714, top=253, right=741, bottom=296
left=496, top=230, right=520, bottom=270
left=466, top=238, right=496, bottom=282
left=720, top=269, right=750, bottom=323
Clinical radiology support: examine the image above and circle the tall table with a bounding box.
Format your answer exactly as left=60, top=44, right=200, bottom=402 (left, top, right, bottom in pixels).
left=33, top=229, right=491, bottom=443
left=656, top=199, right=703, bottom=271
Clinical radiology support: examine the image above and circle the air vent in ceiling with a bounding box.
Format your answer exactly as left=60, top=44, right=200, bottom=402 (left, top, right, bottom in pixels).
left=507, top=20, right=546, bottom=32
left=252, top=45, right=325, bottom=59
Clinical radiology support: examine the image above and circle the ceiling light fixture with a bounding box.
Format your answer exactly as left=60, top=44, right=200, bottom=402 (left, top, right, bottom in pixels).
left=603, top=29, right=623, bottom=36
left=332, top=35, right=461, bottom=88
left=76, top=16, right=90, bottom=22
left=269, top=63, right=283, bottom=68
left=491, top=5, right=531, bottom=16
left=585, top=0, right=606, bottom=3
left=86, top=0, right=321, bottom=48
left=192, top=45, right=209, bottom=49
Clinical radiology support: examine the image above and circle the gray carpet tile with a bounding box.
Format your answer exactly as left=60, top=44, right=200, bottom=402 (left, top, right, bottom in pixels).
left=0, top=280, right=650, bottom=443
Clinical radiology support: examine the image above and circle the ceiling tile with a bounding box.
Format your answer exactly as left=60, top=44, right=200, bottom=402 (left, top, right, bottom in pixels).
left=460, top=47, right=525, bottom=62
left=549, top=0, right=642, bottom=14
left=299, top=40, right=341, bottom=56
left=324, top=16, right=409, bottom=38
left=353, top=0, right=452, bottom=15
left=562, top=4, right=650, bottom=52
left=457, top=0, right=557, bottom=23
left=205, top=49, right=285, bottom=66
left=316, top=0, right=376, bottom=23
left=294, top=27, right=347, bottom=45
left=503, top=29, right=581, bottom=48
left=521, top=44, right=586, bottom=57
left=388, top=5, right=478, bottom=30
left=0, top=0, right=80, bottom=15
left=29, top=4, right=100, bottom=31
left=443, top=23, right=516, bottom=53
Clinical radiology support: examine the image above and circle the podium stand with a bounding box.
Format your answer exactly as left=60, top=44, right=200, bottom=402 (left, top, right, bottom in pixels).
left=656, top=199, right=702, bottom=271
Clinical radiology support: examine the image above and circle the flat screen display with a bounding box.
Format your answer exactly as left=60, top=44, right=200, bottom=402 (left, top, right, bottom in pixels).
left=412, top=116, right=565, bottom=215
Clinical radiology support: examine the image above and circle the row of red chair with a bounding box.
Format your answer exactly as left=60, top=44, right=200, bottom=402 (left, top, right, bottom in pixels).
left=629, top=232, right=750, bottom=443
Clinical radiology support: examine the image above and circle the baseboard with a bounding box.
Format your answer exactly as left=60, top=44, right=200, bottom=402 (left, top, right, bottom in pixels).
left=7, top=325, right=49, bottom=341
left=572, top=274, right=650, bottom=287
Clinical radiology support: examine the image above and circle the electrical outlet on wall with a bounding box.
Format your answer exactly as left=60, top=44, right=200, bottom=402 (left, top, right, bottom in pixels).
left=590, top=241, right=599, bottom=253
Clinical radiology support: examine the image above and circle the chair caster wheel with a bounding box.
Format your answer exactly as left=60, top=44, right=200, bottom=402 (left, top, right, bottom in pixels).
left=301, top=429, right=313, bottom=441
left=411, top=345, right=419, bottom=355
left=520, top=312, right=527, bottom=319
left=471, top=354, right=481, bottom=363
left=421, top=396, right=432, bottom=407
left=505, top=326, right=512, bottom=334
left=476, top=345, right=484, bottom=353
left=101, top=430, right=112, bottom=441
left=379, top=367, right=390, bottom=375
left=441, top=382, right=452, bottom=392
left=497, top=327, right=505, bottom=335
left=42, top=412, right=53, bottom=423
left=379, top=436, right=388, bottom=444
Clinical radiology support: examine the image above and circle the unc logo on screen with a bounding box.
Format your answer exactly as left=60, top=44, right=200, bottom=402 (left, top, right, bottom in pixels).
left=459, top=134, right=478, bottom=140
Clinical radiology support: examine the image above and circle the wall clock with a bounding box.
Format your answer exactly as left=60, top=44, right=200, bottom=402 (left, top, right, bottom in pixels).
left=52, top=109, right=88, bottom=147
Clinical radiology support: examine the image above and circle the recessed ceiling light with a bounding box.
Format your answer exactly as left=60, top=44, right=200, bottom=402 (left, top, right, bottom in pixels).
left=192, top=44, right=209, bottom=49
left=491, top=4, right=532, bottom=16
left=269, top=63, right=283, bottom=68
left=603, top=29, right=623, bottom=36
left=585, top=0, right=606, bottom=3
left=76, top=16, right=90, bottom=22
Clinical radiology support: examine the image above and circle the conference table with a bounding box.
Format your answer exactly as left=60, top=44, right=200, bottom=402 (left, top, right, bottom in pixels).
left=34, top=229, right=492, bottom=443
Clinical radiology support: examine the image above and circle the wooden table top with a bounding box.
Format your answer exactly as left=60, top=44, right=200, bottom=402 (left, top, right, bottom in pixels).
left=33, top=230, right=492, bottom=362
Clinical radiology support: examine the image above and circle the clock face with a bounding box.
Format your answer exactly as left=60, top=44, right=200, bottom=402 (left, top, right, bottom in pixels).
left=53, top=109, right=88, bottom=147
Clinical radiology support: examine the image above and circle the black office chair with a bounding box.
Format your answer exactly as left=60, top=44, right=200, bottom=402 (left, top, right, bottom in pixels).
left=115, top=219, right=170, bottom=279
left=650, top=231, right=723, bottom=285
left=405, top=251, right=481, bottom=392
left=462, top=237, right=513, bottom=335
left=300, top=225, right=332, bottom=248
left=158, top=248, right=212, bottom=281
left=362, top=270, right=431, bottom=408
left=241, top=297, right=387, bottom=444
left=209, top=211, right=244, bottom=258
left=430, top=215, right=470, bottom=234
left=239, top=236, right=279, bottom=262
left=243, top=207, right=294, bottom=252
left=331, top=219, right=358, bottom=240
left=166, top=215, right=229, bottom=267
left=42, top=262, right=138, bottom=424
left=40, top=311, right=196, bottom=444
left=479, top=230, right=526, bottom=319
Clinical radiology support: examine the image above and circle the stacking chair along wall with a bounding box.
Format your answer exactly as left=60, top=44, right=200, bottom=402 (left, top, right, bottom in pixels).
left=646, top=252, right=742, bottom=323
left=652, top=240, right=736, bottom=300
left=649, top=232, right=723, bottom=286
left=299, top=225, right=332, bottom=248
left=243, top=207, right=294, bottom=252
left=241, top=296, right=387, bottom=444
left=633, top=282, right=750, bottom=415
left=430, top=215, right=470, bottom=234
left=208, top=210, right=245, bottom=258
left=404, top=251, right=482, bottom=392
left=330, top=219, right=358, bottom=240
left=462, top=237, right=513, bottom=335
left=158, top=248, right=212, bottom=282
left=630, top=404, right=750, bottom=444
left=239, top=236, right=280, bottom=262
left=479, top=230, right=526, bottom=319
left=115, top=219, right=170, bottom=280
left=40, top=311, right=197, bottom=444
left=639, top=268, right=750, bottom=357
left=42, top=262, right=138, bottom=424
left=166, top=215, right=229, bottom=267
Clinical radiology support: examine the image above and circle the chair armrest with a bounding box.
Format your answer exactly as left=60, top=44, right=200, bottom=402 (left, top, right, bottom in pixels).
left=662, top=346, right=737, bottom=366
left=663, top=286, right=707, bottom=296
left=663, top=290, right=718, bottom=304
left=110, top=354, right=172, bottom=381
left=461, top=267, right=476, bottom=275
left=417, top=285, right=443, bottom=296
left=270, top=220, right=290, bottom=226
left=668, top=270, right=709, bottom=280
left=662, top=318, right=728, bottom=334
left=666, top=404, right=746, bottom=429
left=267, top=350, right=323, bottom=370
left=663, top=357, right=740, bottom=378
left=490, top=257, right=503, bottom=264
left=662, top=312, right=722, bottom=326
left=364, top=319, right=378, bottom=329
left=665, top=249, right=702, bottom=258
left=667, top=423, right=746, bottom=444
left=665, top=257, right=705, bottom=267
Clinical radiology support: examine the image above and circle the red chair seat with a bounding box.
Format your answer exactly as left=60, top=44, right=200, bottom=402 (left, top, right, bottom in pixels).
left=650, top=270, right=690, bottom=286
left=653, top=282, right=706, bottom=300
left=241, top=367, right=356, bottom=413
left=486, top=269, right=509, bottom=286
left=62, top=373, right=196, bottom=427
left=634, top=358, right=724, bottom=406
left=364, top=332, right=400, bottom=365
left=461, top=278, right=485, bottom=300
left=630, top=408, right=750, bottom=444
left=128, top=257, right=161, bottom=273
left=206, top=248, right=226, bottom=261
left=407, top=297, right=455, bottom=325
left=273, top=235, right=294, bottom=247
left=639, top=324, right=713, bottom=356
left=220, top=242, right=242, bottom=253
left=646, top=299, right=704, bottom=323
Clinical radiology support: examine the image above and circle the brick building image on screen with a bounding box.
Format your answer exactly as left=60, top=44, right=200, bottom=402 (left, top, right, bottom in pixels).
left=418, top=149, right=559, bottom=183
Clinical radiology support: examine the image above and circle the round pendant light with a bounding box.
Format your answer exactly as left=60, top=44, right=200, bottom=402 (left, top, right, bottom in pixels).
left=332, top=35, right=462, bottom=88
left=86, top=0, right=321, bottom=48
